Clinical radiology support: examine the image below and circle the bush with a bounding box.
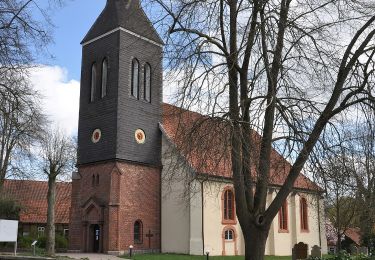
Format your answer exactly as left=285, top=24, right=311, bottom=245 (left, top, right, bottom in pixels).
left=36, top=234, right=68, bottom=249
left=333, top=251, right=352, bottom=260
left=55, top=234, right=68, bottom=249
left=18, top=236, right=34, bottom=249
left=354, top=254, right=370, bottom=260
left=37, top=236, right=47, bottom=249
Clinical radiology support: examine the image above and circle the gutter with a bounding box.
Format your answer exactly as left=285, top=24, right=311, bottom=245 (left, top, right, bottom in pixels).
left=201, top=180, right=205, bottom=255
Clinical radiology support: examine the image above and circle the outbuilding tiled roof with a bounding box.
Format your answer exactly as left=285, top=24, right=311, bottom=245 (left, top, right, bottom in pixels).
left=161, top=103, right=320, bottom=191
left=2, top=180, right=71, bottom=224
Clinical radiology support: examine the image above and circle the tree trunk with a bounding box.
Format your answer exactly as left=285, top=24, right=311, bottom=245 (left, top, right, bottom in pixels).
left=46, top=177, right=56, bottom=256
left=244, top=225, right=269, bottom=260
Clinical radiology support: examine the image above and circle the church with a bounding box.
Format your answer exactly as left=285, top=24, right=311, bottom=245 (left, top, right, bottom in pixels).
left=68, top=0, right=327, bottom=256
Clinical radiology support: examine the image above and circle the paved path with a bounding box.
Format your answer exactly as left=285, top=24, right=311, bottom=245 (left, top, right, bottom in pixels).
left=57, top=253, right=128, bottom=260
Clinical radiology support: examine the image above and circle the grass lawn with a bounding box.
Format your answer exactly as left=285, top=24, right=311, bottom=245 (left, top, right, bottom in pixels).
left=122, top=254, right=292, bottom=260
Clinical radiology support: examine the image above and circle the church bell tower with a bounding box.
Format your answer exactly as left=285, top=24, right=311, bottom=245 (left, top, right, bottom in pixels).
left=69, top=0, right=163, bottom=254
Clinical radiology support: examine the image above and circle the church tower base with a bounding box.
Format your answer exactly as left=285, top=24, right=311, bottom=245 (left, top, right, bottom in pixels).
left=69, top=161, right=161, bottom=254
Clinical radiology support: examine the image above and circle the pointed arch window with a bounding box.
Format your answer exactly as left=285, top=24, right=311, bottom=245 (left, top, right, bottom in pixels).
left=223, top=188, right=235, bottom=223
left=131, top=58, right=140, bottom=99
left=90, top=63, right=97, bottom=102
left=279, top=200, right=288, bottom=232
left=144, top=63, right=151, bottom=102
left=134, top=220, right=143, bottom=243
left=101, top=58, right=108, bottom=98
left=300, top=197, right=309, bottom=231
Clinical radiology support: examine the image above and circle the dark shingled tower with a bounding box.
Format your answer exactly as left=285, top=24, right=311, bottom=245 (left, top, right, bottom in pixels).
left=69, top=0, right=163, bottom=254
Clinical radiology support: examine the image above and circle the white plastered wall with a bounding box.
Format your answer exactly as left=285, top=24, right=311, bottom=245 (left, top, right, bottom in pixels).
left=161, top=137, right=190, bottom=254
left=160, top=135, right=327, bottom=256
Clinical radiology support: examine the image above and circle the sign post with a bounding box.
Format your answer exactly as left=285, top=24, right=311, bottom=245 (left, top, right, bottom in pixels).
left=0, top=220, right=19, bottom=256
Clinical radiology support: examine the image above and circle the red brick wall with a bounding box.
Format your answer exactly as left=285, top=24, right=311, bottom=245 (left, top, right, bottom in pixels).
left=68, top=177, right=82, bottom=251
left=116, top=162, right=161, bottom=251
left=69, top=161, right=161, bottom=253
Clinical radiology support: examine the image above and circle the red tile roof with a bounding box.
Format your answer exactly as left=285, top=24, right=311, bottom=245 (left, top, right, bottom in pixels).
left=161, top=103, right=320, bottom=191
left=2, top=180, right=71, bottom=224
left=345, top=228, right=361, bottom=246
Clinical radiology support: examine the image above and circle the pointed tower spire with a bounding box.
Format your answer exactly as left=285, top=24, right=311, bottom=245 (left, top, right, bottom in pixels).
left=82, top=0, right=163, bottom=45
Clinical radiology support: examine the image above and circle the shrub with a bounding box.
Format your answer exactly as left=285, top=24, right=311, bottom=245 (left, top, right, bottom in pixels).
left=355, top=254, right=368, bottom=260
left=333, top=250, right=352, bottom=260
left=18, top=236, right=35, bottom=249
left=55, top=234, right=68, bottom=249
left=36, top=234, right=68, bottom=249
left=37, top=236, right=47, bottom=249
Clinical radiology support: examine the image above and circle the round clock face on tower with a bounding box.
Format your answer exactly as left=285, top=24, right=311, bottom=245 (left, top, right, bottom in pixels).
left=135, top=129, right=146, bottom=144
left=91, top=129, right=102, bottom=143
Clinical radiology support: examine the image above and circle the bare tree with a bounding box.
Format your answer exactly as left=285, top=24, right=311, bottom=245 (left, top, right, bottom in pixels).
left=310, top=105, right=375, bottom=251
left=39, top=127, right=75, bottom=256
left=312, top=152, right=359, bottom=251
left=0, top=0, right=65, bottom=189
left=0, top=70, right=45, bottom=190
left=148, top=0, right=375, bottom=259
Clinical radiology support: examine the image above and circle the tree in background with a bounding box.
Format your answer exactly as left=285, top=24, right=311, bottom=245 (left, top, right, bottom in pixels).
left=311, top=108, right=375, bottom=251
left=313, top=153, right=359, bottom=251
left=0, top=0, right=64, bottom=190
left=0, top=196, right=21, bottom=220
left=0, top=70, right=45, bottom=189
left=148, top=0, right=375, bottom=259
left=39, top=127, right=75, bottom=256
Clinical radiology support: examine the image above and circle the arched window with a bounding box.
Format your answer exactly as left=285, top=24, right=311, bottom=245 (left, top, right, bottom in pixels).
left=279, top=200, right=288, bottom=231
left=300, top=197, right=309, bottom=231
left=90, top=63, right=96, bottom=102
left=144, top=63, right=151, bottom=102
left=92, top=175, right=95, bottom=186
left=134, top=220, right=143, bottom=243
left=224, top=229, right=234, bottom=240
left=101, top=58, right=108, bottom=98
left=131, top=58, right=139, bottom=99
left=223, top=189, right=234, bottom=221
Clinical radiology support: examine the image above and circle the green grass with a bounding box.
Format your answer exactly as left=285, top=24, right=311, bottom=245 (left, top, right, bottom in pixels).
left=122, top=254, right=292, bottom=260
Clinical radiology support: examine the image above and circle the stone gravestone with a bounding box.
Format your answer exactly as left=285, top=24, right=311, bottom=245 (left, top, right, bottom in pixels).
left=359, top=246, right=368, bottom=255
left=311, top=245, right=322, bottom=258
left=293, top=242, right=308, bottom=259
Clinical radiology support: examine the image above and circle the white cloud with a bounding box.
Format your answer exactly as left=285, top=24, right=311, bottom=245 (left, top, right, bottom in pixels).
left=29, top=66, right=80, bottom=136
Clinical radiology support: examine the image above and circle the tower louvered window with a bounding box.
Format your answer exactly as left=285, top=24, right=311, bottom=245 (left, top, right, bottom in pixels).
left=131, top=58, right=139, bottom=99
left=90, top=63, right=97, bottom=102
left=144, top=63, right=151, bottom=102
left=101, top=58, right=108, bottom=98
